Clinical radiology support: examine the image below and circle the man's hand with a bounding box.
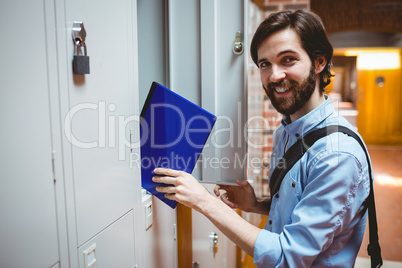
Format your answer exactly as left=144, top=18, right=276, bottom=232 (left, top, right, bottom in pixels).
left=214, top=180, right=259, bottom=212
left=153, top=169, right=262, bottom=257
left=152, top=168, right=214, bottom=213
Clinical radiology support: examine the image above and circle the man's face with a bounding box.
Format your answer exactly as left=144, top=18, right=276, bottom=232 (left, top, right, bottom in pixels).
left=256, top=28, right=318, bottom=116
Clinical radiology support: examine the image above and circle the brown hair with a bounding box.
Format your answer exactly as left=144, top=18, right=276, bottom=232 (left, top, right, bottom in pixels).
left=250, top=10, right=334, bottom=91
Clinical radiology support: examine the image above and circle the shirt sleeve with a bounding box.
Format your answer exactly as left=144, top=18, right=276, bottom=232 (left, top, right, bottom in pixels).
left=254, top=145, right=370, bottom=267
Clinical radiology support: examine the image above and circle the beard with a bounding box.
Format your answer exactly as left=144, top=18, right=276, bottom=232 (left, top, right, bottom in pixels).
left=263, top=64, right=317, bottom=116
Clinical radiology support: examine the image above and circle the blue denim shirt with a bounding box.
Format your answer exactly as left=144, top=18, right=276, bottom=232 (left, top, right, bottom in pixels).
left=254, top=96, right=370, bottom=267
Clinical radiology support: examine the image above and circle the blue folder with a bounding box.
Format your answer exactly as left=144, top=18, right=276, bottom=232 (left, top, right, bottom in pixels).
left=140, top=82, right=217, bottom=208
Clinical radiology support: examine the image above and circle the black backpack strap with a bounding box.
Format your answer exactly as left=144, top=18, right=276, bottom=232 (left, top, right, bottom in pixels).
left=269, top=125, right=343, bottom=196
left=268, top=125, right=382, bottom=267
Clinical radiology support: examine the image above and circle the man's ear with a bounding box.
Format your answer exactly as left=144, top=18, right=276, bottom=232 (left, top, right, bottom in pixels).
left=314, top=56, right=327, bottom=74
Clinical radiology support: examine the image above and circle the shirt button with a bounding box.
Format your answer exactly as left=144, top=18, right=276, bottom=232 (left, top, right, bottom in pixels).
left=295, top=133, right=300, bottom=138
left=275, top=193, right=279, bottom=198
left=269, top=220, right=272, bottom=225
left=292, top=182, right=296, bottom=188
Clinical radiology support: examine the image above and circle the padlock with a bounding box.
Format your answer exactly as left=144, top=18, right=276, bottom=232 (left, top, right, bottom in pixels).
left=73, top=41, right=90, bottom=75
left=72, top=22, right=90, bottom=75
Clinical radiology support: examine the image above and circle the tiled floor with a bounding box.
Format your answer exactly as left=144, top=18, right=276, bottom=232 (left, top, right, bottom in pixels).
left=357, top=146, right=402, bottom=264
left=355, top=257, right=402, bottom=268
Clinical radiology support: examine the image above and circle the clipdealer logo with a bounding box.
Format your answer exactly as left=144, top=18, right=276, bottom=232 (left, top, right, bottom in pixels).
left=64, top=101, right=139, bottom=160
left=63, top=101, right=280, bottom=165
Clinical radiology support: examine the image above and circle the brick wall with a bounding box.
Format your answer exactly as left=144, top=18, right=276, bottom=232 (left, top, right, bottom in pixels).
left=251, top=0, right=310, bottom=15
left=311, top=0, right=402, bottom=34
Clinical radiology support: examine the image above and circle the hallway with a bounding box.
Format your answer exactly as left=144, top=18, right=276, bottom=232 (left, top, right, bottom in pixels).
left=357, top=146, right=402, bottom=264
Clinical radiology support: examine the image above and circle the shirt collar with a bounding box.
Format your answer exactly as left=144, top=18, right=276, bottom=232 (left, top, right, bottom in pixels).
left=281, top=95, right=335, bottom=138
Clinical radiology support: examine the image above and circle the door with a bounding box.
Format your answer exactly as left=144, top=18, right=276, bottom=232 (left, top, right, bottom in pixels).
left=191, top=0, right=247, bottom=265
left=137, top=0, right=248, bottom=266
left=55, top=0, right=140, bottom=266
left=137, top=1, right=178, bottom=267
left=167, top=0, right=248, bottom=267
left=168, top=0, right=248, bottom=186
left=357, top=50, right=402, bottom=145
left=0, top=1, right=60, bottom=267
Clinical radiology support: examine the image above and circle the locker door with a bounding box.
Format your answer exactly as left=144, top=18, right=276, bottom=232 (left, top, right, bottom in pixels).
left=198, top=0, right=248, bottom=186
left=192, top=0, right=248, bottom=268
left=197, top=0, right=247, bottom=266
left=167, top=0, right=247, bottom=267
left=169, top=0, right=248, bottom=186
left=56, top=0, right=140, bottom=265
left=0, top=1, right=59, bottom=267
left=137, top=1, right=177, bottom=268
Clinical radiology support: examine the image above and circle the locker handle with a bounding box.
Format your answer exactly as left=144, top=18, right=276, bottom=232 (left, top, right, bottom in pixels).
left=233, top=31, right=244, bottom=55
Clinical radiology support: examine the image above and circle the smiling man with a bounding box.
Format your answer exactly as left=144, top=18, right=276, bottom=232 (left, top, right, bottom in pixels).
left=153, top=10, right=372, bottom=267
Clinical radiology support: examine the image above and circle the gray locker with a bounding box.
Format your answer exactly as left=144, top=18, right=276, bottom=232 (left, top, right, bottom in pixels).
left=0, top=1, right=59, bottom=267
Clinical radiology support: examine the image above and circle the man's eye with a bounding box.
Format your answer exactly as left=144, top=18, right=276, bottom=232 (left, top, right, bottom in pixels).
left=259, top=62, right=271, bottom=68
left=283, top=57, right=296, bottom=64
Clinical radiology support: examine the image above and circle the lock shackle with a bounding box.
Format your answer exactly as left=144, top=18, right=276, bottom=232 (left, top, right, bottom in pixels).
left=74, top=40, right=87, bottom=56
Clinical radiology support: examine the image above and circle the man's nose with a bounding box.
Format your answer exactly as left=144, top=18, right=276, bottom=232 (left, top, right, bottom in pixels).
left=270, top=65, right=286, bottom=83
